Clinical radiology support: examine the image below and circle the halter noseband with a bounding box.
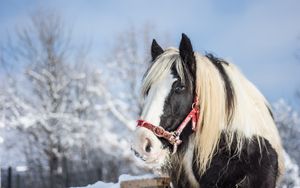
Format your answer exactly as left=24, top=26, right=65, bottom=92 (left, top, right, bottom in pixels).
left=137, top=97, right=200, bottom=154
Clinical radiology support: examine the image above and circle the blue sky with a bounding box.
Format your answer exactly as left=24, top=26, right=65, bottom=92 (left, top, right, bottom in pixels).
left=1, top=0, right=300, bottom=107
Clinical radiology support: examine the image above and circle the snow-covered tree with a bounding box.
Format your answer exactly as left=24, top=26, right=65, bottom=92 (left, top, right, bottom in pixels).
left=272, top=99, right=300, bottom=187
left=273, top=99, right=300, bottom=166
left=102, top=27, right=151, bottom=127
left=0, top=11, right=147, bottom=188
left=101, top=25, right=170, bottom=129
left=279, top=151, right=300, bottom=188
left=1, top=11, right=103, bottom=188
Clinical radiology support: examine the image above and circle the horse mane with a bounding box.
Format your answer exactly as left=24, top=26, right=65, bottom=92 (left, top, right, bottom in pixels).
left=141, top=48, right=284, bottom=177
left=194, top=53, right=284, bottom=175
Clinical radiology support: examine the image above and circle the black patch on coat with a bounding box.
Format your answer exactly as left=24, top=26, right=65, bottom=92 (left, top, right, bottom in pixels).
left=188, top=132, right=278, bottom=188
left=206, top=54, right=235, bottom=123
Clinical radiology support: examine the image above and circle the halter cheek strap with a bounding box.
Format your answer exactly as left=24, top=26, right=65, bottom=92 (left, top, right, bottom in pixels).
left=136, top=97, right=200, bottom=154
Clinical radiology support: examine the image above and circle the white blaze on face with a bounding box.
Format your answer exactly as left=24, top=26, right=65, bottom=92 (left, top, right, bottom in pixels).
left=141, top=73, right=176, bottom=125
left=132, top=72, right=175, bottom=167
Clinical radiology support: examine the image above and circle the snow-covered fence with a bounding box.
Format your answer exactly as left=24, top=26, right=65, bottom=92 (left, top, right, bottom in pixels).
left=1, top=165, right=108, bottom=188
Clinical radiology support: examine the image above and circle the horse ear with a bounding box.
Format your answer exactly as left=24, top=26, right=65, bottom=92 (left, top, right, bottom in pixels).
left=179, top=33, right=196, bottom=75
left=151, top=39, right=164, bottom=61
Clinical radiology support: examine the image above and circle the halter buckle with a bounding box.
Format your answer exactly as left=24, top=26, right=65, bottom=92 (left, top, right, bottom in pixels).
left=153, top=126, right=166, bottom=137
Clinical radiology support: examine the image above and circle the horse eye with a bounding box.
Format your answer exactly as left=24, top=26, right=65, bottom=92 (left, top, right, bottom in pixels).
left=174, top=86, right=185, bottom=93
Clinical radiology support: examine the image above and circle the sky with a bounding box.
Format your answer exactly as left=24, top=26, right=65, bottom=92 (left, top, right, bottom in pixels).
left=0, top=0, right=300, bottom=107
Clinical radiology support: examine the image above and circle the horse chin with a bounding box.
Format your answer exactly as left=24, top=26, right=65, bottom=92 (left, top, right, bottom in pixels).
left=143, top=147, right=170, bottom=169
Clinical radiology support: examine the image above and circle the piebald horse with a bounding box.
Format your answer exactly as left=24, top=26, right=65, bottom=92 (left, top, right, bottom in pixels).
left=131, top=34, right=284, bottom=188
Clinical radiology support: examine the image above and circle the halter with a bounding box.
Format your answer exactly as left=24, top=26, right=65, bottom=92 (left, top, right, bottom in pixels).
left=137, top=96, right=200, bottom=154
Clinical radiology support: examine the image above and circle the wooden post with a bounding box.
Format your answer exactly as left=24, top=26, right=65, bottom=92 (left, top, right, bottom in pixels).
left=63, top=156, right=69, bottom=187
left=97, top=168, right=103, bottom=180
left=120, top=177, right=171, bottom=188
left=8, top=166, right=12, bottom=188
left=16, top=174, right=20, bottom=188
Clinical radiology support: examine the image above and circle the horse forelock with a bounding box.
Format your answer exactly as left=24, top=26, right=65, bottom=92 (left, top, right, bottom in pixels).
left=141, top=48, right=186, bottom=97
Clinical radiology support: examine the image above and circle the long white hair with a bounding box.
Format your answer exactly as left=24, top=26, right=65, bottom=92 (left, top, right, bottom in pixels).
left=194, top=53, right=284, bottom=175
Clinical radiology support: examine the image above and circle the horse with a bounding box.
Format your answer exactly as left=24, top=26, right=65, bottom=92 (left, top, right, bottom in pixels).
left=131, top=33, right=284, bottom=188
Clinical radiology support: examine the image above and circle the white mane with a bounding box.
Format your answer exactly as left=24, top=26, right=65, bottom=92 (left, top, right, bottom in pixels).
left=194, top=53, right=284, bottom=175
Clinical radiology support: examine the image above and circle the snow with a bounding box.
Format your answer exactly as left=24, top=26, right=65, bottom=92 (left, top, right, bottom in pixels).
left=72, top=174, right=156, bottom=188
left=16, top=165, right=28, bottom=172
left=18, top=115, right=37, bottom=128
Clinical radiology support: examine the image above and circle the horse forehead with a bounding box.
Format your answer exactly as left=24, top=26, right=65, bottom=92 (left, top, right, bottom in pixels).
left=150, top=72, right=176, bottom=99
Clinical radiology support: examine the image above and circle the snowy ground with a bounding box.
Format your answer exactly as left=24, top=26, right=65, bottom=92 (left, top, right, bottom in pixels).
left=72, top=174, right=156, bottom=188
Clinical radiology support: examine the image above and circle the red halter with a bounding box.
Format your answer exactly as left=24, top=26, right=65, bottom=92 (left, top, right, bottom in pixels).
left=137, top=97, right=200, bottom=154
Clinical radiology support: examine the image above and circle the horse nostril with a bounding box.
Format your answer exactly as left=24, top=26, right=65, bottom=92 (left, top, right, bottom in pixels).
left=145, top=139, right=152, bottom=153
left=134, top=150, right=140, bottom=157
left=131, top=148, right=141, bottom=158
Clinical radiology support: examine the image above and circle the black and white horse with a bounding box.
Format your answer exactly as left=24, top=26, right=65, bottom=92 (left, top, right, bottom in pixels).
left=131, top=34, right=284, bottom=188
